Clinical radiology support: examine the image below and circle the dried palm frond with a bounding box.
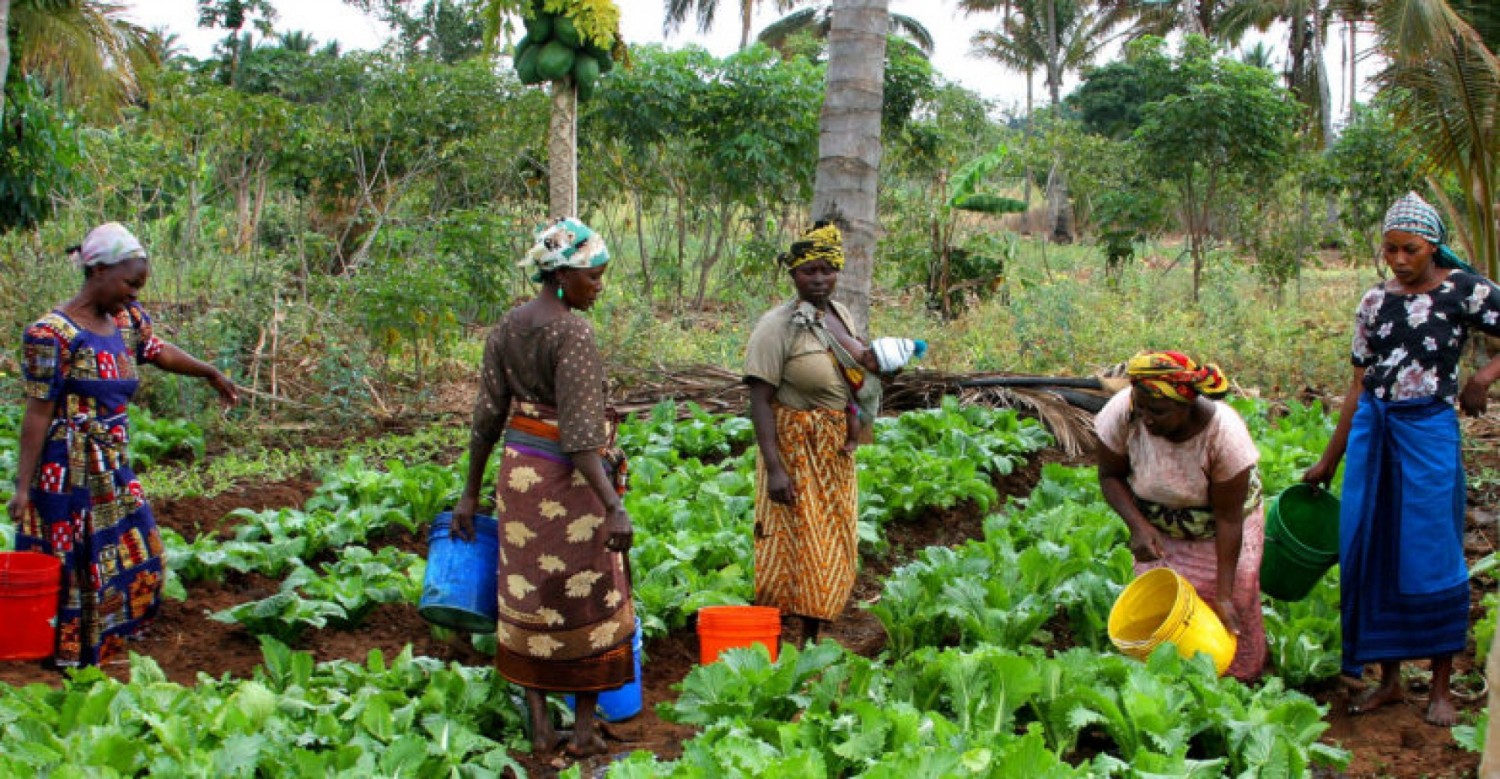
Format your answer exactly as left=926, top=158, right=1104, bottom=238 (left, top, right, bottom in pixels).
left=956, top=385, right=1098, bottom=457
left=609, top=365, right=1118, bottom=456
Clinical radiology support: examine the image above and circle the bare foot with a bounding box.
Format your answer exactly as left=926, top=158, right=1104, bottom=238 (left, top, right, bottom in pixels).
left=1425, top=694, right=1458, bottom=726
left=564, top=731, right=608, bottom=758
left=1349, top=682, right=1403, bottom=715
left=1338, top=673, right=1367, bottom=693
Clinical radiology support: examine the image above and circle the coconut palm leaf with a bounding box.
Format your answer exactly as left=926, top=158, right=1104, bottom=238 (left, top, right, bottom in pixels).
left=665, top=0, right=804, bottom=50
left=756, top=5, right=934, bottom=56
left=9, top=0, right=154, bottom=118
left=1373, top=0, right=1500, bottom=277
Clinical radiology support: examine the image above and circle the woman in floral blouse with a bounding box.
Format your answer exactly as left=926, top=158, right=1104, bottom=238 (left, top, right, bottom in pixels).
left=1305, top=192, right=1500, bottom=726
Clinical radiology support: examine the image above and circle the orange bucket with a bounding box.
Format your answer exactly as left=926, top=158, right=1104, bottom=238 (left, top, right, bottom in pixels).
left=696, top=606, right=781, bottom=664
left=0, top=552, right=63, bottom=661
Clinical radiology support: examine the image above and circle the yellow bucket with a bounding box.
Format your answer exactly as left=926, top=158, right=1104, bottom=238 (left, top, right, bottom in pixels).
left=1107, top=567, right=1237, bottom=676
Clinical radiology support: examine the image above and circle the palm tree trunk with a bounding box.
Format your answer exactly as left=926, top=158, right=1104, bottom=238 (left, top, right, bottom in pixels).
left=0, top=0, right=10, bottom=126
left=1182, top=0, right=1206, bottom=36
left=740, top=0, right=753, bottom=50
left=1043, top=1, right=1071, bottom=242
left=1023, top=68, right=1033, bottom=215
left=1346, top=19, right=1357, bottom=121
left=816, top=0, right=888, bottom=334
left=549, top=80, right=578, bottom=218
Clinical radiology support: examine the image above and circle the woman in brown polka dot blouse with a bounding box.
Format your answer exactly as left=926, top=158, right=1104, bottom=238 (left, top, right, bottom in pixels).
left=452, top=218, right=633, bottom=759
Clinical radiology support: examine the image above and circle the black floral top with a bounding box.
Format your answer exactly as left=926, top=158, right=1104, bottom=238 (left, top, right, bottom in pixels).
left=1352, top=271, right=1500, bottom=403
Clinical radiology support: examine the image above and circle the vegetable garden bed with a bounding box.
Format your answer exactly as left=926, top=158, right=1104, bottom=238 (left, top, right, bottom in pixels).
left=0, top=400, right=1491, bottom=777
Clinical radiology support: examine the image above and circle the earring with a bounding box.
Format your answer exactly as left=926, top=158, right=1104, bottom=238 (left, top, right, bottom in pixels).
left=556, top=287, right=565, bottom=300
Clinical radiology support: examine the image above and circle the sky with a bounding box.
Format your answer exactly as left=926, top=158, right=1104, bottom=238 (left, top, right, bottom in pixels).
left=121, top=1, right=1373, bottom=118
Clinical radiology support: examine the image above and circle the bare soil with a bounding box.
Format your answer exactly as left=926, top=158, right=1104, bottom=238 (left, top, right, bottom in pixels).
left=0, top=435, right=1492, bottom=778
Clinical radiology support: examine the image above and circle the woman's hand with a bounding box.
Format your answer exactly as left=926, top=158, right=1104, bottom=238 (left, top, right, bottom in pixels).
left=1460, top=376, right=1491, bottom=417
left=1127, top=523, right=1166, bottom=562
left=451, top=493, right=479, bottom=542
left=765, top=465, right=795, bottom=506
left=1302, top=457, right=1338, bottom=488
left=5, top=491, right=30, bottom=525
left=604, top=504, right=633, bottom=553
left=207, top=370, right=240, bottom=407
left=1213, top=596, right=1242, bottom=636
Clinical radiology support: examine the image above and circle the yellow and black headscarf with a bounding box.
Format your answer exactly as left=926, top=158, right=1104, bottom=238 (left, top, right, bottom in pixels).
left=1126, top=351, right=1230, bottom=403
left=779, top=221, right=845, bottom=271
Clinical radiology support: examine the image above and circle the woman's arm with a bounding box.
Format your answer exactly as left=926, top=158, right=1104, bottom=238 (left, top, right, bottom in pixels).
left=568, top=450, right=631, bottom=552
left=152, top=343, right=239, bottom=405
left=1460, top=351, right=1500, bottom=416
left=1304, top=367, right=1364, bottom=486
left=1207, top=466, right=1253, bottom=636
left=748, top=379, right=793, bottom=505
left=1097, top=444, right=1164, bottom=562
left=453, top=420, right=503, bottom=542
left=454, top=333, right=510, bottom=542
left=6, top=398, right=57, bottom=523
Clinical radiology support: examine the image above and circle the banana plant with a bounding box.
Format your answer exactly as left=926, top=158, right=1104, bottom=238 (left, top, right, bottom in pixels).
left=930, top=143, right=1028, bottom=318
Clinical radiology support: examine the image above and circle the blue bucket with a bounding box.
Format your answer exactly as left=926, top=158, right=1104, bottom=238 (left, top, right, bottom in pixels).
left=418, top=511, right=498, bottom=632
left=567, top=617, right=644, bottom=722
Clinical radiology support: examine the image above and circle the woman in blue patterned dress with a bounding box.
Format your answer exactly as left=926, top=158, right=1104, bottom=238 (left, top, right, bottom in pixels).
left=6, top=223, right=238, bottom=667
left=1304, top=193, right=1500, bottom=725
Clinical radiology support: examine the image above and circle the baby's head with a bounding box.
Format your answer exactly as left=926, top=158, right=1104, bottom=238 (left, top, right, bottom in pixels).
left=868, top=338, right=927, bottom=373
left=855, top=345, right=881, bottom=373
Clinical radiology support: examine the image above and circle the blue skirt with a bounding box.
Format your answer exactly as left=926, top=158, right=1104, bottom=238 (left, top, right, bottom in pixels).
left=1340, top=394, right=1469, bottom=676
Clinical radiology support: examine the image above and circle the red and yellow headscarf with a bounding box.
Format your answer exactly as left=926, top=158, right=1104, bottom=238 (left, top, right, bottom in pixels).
left=1126, top=351, right=1230, bottom=403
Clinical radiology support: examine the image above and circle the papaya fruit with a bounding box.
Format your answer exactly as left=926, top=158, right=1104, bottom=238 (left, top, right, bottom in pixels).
left=536, top=41, right=575, bottom=81
left=515, top=44, right=542, bottom=85
left=572, top=53, right=600, bottom=89
left=553, top=16, right=581, bottom=48
left=583, top=43, right=613, bottom=73
left=523, top=13, right=552, bottom=43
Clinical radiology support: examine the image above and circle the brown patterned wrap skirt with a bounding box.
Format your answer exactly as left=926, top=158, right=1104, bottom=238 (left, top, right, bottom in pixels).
left=753, top=404, right=858, bottom=622
left=493, top=403, right=635, bottom=692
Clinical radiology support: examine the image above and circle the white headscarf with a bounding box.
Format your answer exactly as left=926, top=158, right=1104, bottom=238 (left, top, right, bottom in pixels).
left=71, top=223, right=147, bottom=270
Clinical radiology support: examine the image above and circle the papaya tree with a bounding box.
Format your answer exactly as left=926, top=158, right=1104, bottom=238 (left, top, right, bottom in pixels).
left=1132, top=35, right=1298, bottom=300
left=489, top=0, right=620, bottom=219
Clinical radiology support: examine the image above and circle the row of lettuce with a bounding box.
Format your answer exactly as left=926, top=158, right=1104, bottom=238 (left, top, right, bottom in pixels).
left=0, top=395, right=1473, bottom=776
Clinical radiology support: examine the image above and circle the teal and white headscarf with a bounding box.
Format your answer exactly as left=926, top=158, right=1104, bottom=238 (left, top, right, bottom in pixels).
left=519, top=217, right=610, bottom=282
left=1382, top=192, right=1477, bottom=274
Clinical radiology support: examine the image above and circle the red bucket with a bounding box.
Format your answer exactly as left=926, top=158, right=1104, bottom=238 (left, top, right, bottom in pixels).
left=0, top=552, right=63, bottom=661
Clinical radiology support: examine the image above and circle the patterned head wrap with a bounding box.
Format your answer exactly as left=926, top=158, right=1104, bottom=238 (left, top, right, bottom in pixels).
left=70, top=222, right=148, bottom=270
left=779, top=221, right=845, bottom=271
left=1126, top=351, right=1231, bottom=403
left=1382, top=192, right=1478, bottom=274
left=519, top=217, right=610, bottom=283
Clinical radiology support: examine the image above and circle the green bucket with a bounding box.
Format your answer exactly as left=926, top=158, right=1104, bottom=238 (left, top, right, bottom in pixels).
left=1260, top=484, right=1340, bottom=601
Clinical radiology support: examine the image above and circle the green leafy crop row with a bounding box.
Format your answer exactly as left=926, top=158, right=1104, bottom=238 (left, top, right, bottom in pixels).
left=610, top=641, right=1345, bottom=777
left=0, top=641, right=527, bottom=777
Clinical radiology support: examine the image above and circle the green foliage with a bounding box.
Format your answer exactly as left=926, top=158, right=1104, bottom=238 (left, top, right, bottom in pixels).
left=0, top=642, right=527, bottom=775
left=1315, top=100, right=1425, bottom=253
left=0, top=78, right=84, bottom=233
left=1132, top=36, right=1300, bottom=295
left=212, top=546, right=424, bottom=639
left=127, top=406, right=206, bottom=470
left=651, top=639, right=1345, bottom=776
left=856, top=398, right=1052, bottom=540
